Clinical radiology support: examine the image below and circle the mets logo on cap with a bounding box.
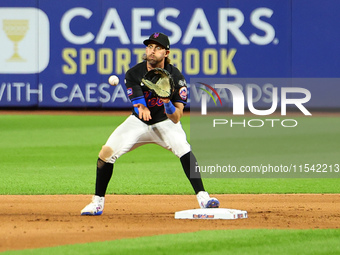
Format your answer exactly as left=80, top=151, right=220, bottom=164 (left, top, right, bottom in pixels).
left=153, top=33, right=160, bottom=38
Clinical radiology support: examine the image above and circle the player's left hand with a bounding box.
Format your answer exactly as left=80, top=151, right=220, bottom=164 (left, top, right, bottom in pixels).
left=133, top=103, right=152, bottom=121
left=141, top=68, right=174, bottom=99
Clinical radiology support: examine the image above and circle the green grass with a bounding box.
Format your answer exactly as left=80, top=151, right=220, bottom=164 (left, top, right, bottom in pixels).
left=0, top=114, right=339, bottom=194
left=191, top=115, right=340, bottom=178
left=2, top=229, right=340, bottom=255
left=0, top=114, right=339, bottom=255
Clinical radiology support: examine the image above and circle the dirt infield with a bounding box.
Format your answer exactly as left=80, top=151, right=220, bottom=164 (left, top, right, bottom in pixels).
left=0, top=194, right=339, bottom=252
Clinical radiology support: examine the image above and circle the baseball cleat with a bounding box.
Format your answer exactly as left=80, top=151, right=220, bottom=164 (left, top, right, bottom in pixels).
left=81, top=195, right=105, bottom=216
left=196, top=191, right=220, bottom=209
left=205, top=198, right=220, bottom=208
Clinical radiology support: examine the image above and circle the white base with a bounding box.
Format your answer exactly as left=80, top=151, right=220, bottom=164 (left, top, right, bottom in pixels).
left=174, top=208, right=248, bottom=220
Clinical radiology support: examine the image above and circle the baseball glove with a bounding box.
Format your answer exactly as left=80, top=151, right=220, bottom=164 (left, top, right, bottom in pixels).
left=141, top=68, right=174, bottom=98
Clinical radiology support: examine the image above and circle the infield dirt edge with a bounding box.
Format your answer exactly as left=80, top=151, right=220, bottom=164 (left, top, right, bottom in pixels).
left=0, top=194, right=339, bottom=252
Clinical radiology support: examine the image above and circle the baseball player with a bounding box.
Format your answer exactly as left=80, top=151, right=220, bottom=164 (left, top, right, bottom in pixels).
left=81, top=32, right=219, bottom=215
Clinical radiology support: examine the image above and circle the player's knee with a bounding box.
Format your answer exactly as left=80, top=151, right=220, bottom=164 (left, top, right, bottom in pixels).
left=99, top=145, right=114, bottom=162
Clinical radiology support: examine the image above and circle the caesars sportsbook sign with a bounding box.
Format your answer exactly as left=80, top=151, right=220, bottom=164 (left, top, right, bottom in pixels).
left=0, top=0, right=339, bottom=109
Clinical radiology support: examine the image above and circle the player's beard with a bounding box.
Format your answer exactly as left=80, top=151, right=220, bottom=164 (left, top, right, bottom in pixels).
left=146, top=54, right=164, bottom=67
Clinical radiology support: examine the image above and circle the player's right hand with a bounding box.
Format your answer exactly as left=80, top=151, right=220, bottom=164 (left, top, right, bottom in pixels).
left=133, top=103, right=152, bottom=121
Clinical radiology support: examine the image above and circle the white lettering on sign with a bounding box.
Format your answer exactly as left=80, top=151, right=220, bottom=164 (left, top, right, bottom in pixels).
left=60, top=7, right=276, bottom=46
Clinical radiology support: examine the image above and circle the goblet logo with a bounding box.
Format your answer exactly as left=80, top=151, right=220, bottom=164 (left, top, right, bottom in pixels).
left=3, top=19, right=29, bottom=62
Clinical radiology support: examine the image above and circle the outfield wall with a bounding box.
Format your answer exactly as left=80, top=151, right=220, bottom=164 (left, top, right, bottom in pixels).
left=0, top=0, right=339, bottom=109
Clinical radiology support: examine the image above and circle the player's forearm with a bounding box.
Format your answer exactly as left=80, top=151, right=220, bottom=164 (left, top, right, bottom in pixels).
left=166, top=109, right=182, bottom=123
left=164, top=101, right=183, bottom=124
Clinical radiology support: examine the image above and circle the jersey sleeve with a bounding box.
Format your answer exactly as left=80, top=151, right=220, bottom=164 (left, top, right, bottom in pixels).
left=170, top=70, right=188, bottom=105
left=125, top=68, right=144, bottom=101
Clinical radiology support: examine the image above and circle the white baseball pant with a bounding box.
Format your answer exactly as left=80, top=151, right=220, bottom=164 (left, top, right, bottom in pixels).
left=101, top=115, right=191, bottom=164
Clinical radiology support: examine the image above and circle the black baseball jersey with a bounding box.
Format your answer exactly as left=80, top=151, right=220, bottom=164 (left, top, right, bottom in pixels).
left=125, top=61, right=188, bottom=125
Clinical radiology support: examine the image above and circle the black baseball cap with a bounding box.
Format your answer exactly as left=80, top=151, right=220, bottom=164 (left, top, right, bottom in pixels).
left=143, top=32, right=170, bottom=50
